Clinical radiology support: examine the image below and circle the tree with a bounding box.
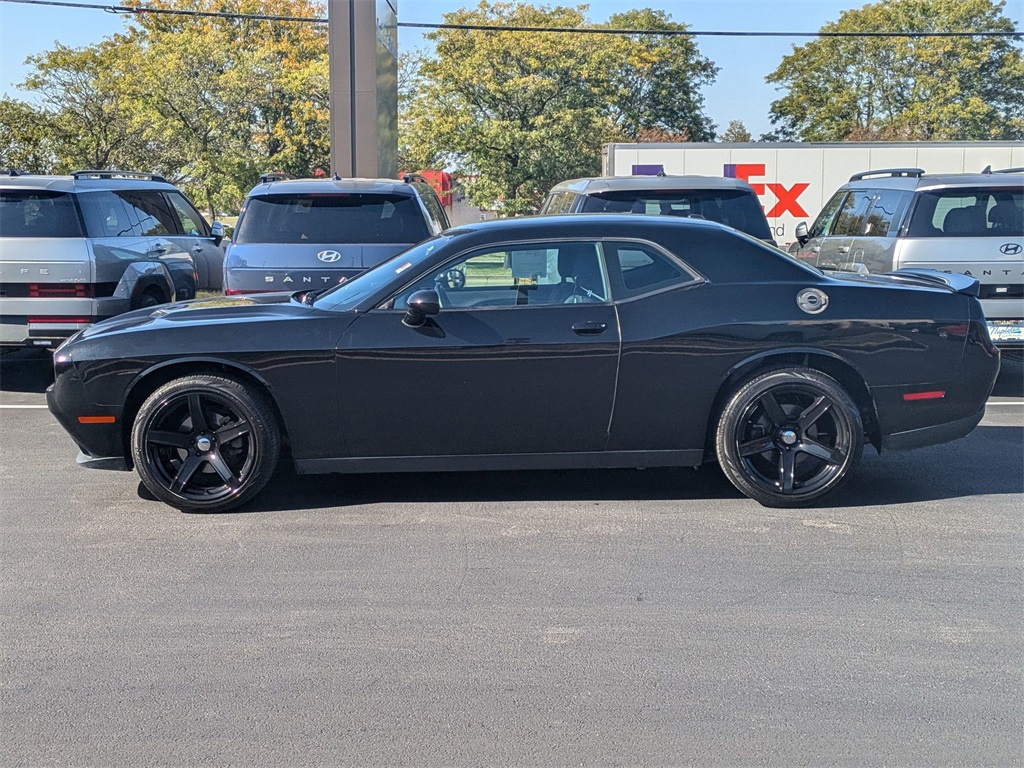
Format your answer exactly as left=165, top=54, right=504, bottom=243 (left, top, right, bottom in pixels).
left=599, top=9, right=717, bottom=142
left=766, top=0, right=1024, bottom=141
left=720, top=120, right=752, bottom=142
left=403, top=2, right=718, bottom=213
left=0, top=98, right=61, bottom=172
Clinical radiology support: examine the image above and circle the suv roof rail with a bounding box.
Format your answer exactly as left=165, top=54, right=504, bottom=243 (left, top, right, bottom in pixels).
left=994, top=167, right=1024, bottom=174
left=260, top=171, right=295, bottom=184
left=1, top=168, right=29, bottom=177
left=71, top=169, right=167, bottom=182
left=402, top=172, right=428, bottom=184
left=848, top=168, right=925, bottom=182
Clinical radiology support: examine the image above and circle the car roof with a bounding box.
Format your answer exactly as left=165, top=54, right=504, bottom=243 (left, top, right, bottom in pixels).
left=446, top=212, right=743, bottom=239
left=847, top=172, right=1024, bottom=192
left=548, top=175, right=757, bottom=195
left=245, top=177, right=421, bottom=197
left=0, top=173, right=176, bottom=193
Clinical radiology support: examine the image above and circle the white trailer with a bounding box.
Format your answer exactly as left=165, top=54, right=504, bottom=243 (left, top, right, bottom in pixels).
left=602, top=141, right=1024, bottom=246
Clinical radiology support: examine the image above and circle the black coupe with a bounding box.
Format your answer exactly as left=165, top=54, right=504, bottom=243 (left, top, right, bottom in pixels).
left=47, top=215, right=1000, bottom=512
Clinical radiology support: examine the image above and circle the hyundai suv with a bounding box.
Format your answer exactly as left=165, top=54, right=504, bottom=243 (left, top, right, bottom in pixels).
left=790, top=168, right=1023, bottom=355
left=0, top=169, right=224, bottom=350
left=540, top=175, right=776, bottom=244
left=223, top=174, right=449, bottom=295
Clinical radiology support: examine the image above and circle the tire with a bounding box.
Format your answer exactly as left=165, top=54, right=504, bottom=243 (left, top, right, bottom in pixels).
left=715, top=367, right=863, bottom=508
left=132, top=288, right=164, bottom=311
left=131, top=374, right=280, bottom=512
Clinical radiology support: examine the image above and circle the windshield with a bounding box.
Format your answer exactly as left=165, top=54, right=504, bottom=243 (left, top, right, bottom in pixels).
left=581, top=189, right=774, bottom=240
left=312, top=235, right=452, bottom=311
left=234, top=193, right=430, bottom=245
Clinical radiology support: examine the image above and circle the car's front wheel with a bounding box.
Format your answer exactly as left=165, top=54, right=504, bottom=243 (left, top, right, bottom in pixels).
left=716, top=367, right=863, bottom=507
left=131, top=375, right=280, bottom=512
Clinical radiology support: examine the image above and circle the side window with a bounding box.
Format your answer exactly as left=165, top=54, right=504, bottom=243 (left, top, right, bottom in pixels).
left=543, top=192, right=575, bottom=214
left=831, top=189, right=875, bottom=236
left=391, top=241, right=609, bottom=309
left=164, top=191, right=210, bottom=237
left=907, top=188, right=1024, bottom=238
left=77, top=191, right=141, bottom=238
left=116, top=191, right=178, bottom=236
left=607, top=242, right=696, bottom=297
left=862, top=190, right=908, bottom=237
left=807, top=191, right=847, bottom=238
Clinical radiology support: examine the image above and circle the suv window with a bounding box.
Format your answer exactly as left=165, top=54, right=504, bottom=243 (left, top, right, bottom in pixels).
left=0, top=190, right=83, bottom=238
left=542, top=191, right=575, bottom=214
left=417, top=187, right=450, bottom=231
left=831, top=189, right=875, bottom=236
left=78, top=190, right=142, bottom=237
left=906, top=187, right=1024, bottom=238
left=116, top=190, right=177, bottom=236
left=862, top=189, right=908, bottom=237
left=580, top=189, right=773, bottom=240
left=808, top=190, right=847, bottom=238
left=235, top=193, right=431, bottom=245
left=165, top=191, right=210, bottom=237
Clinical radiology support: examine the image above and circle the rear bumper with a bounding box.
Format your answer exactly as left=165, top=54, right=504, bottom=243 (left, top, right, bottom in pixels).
left=1, top=296, right=130, bottom=347
left=881, top=406, right=985, bottom=451
left=224, top=267, right=364, bottom=294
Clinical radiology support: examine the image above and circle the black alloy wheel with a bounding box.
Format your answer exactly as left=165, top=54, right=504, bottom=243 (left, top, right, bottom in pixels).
left=131, top=375, right=280, bottom=512
left=716, top=367, right=863, bottom=507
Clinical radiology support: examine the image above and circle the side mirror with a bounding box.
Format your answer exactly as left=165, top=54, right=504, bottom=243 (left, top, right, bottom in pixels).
left=795, top=221, right=809, bottom=246
left=211, top=221, right=225, bottom=247
left=403, top=289, right=441, bottom=327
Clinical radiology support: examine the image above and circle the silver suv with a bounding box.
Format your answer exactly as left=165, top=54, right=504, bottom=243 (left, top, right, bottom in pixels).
left=223, top=174, right=449, bottom=295
left=540, top=175, right=776, bottom=244
left=790, top=168, right=1023, bottom=354
left=0, top=169, right=225, bottom=350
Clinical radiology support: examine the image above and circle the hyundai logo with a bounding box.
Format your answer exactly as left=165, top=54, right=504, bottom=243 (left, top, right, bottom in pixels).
left=317, top=250, right=342, bottom=263
left=1000, top=243, right=1022, bottom=256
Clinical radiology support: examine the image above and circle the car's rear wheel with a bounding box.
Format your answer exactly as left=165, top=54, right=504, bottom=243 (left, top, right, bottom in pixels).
left=131, top=375, right=280, bottom=512
left=716, top=367, right=863, bottom=507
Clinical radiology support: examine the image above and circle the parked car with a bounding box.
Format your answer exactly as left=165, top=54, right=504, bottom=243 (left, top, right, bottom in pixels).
left=223, top=173, right=449, bottom=295
left=48, top=215, right=998, bottom=513
left=540, top=175, right=776, bottom=243
left=790, top=167, right=1023, bottom=356
left=0, top=169, right=224, bottom=350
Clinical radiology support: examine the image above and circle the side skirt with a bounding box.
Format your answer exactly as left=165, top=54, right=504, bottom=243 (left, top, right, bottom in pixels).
left=295, top=449, right=706, bottom=476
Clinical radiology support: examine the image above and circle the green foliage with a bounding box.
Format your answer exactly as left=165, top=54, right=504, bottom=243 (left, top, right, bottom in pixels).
left=402, top=2, right=717, bottom=213
left=0, top=98, right=61, bottom=172
left=766, top=0, right=1024, bottom=141
left=720, top=120, right=752, bottom=143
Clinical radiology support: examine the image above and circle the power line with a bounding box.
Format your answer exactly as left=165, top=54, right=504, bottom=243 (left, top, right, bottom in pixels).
left=1, top=0, right=1021, bottom=39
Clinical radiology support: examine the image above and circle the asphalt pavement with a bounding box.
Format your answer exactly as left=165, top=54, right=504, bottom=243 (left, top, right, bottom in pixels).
left=1, top=350, right=1021, bottom=767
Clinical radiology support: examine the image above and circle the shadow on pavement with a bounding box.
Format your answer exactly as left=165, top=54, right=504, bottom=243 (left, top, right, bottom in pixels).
left=0, top=349, right=54, bottom=394
left=170, top=424, right=1021, bottom=515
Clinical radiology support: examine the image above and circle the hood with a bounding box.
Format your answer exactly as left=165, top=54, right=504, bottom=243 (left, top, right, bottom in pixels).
left=76, top=291, right=310, bottom=340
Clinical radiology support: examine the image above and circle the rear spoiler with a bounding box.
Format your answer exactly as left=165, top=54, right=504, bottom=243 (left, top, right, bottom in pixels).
left=885, top=268, right=980, bottom=297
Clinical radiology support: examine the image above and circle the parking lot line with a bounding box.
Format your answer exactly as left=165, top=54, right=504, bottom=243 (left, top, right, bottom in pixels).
left=0, top=404, right=48, bottom=409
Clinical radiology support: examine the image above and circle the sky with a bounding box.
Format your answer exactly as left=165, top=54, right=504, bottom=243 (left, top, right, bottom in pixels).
left=1, top=0, right=1022, bottom=138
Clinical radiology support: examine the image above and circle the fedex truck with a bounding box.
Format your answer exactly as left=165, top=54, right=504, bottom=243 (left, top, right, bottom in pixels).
left=601, top=141, right=1024, bottom=247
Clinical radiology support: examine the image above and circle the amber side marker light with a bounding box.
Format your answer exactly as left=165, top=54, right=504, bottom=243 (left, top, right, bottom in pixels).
left=903, top=391, right=946, bottom=401
left=77, top=416, right=116, bottom=424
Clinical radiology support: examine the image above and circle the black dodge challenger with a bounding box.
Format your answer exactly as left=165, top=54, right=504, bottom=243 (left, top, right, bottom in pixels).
left=47, top=215, right=1000, bottom=512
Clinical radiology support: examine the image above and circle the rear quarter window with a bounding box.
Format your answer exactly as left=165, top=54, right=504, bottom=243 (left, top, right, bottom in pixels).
left=0, top=190, right=83, bottom=238
left=906, top=187, right=1024, bottom=238
left=235, top=193, right=431, bottom=245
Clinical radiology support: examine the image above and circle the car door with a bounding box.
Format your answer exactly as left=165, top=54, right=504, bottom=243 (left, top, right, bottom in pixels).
left=115, top=190, right=197, bottom=299
left=334, top=240, right=621, bottom=458
left=817, top=188, right=874, bottom=271
left=847, top=188, right=910, bottom=274
left=162, top=190, right=224, bottom=291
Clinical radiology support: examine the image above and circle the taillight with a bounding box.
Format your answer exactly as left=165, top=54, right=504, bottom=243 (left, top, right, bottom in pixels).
left=29, top=283, right=93, bottom=298
left=225, top=289, right=275, bottom=296
left=28, top=317, right=91, bottom=324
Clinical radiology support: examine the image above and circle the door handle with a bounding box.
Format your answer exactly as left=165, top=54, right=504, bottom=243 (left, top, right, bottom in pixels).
left=151, top=245, right=166, bottom=255
left=572, top=321, right=607, bottom=336
left=838, top=245, right=850, bottom=254
left=191, top=244, right=203, bottom=253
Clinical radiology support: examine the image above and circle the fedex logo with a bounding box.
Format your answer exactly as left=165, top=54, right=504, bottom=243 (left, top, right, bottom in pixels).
left=724, top=163, right=809, bottom=218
